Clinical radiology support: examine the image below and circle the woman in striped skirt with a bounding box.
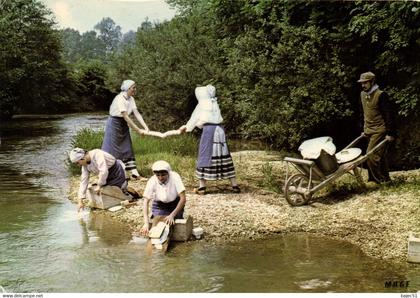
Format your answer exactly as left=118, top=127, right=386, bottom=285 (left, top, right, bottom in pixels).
left=102, top=79, right=149, bottom=179
left=180, top=85, right=240, bottom=195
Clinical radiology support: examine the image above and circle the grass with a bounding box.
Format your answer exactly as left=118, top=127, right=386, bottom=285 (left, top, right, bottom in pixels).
left=257, top=162, right=284, bottom=193
left=131, top=132, right=198, bottom=182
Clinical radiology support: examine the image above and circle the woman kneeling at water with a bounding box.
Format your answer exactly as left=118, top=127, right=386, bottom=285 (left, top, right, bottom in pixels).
left=69, top=148, right=127, bottom=212
left=140, top=161, right=186, bottom=235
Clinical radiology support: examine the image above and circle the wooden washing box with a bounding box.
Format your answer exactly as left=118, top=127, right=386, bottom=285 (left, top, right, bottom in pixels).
left=86, top=185, right=130, bottom=209
left=172, top=215, right=193, bottom=241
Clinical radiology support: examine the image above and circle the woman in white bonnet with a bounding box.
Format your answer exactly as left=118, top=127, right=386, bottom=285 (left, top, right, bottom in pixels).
left=102, top=79, right=149, bottom=179
left=180, top=84, right=240, bottom=194
left=69, top=147, right=127, bottom=212
left=140, top=160, right=186, bottom=236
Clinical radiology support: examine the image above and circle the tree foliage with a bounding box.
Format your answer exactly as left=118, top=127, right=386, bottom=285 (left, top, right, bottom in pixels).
left=114, top=0, right=420, bottom=168
left=2, top=0, right=419, bottom=169
left=94, top=17, right=122, bottom=56
left=0, top=0, right=76, bottom=118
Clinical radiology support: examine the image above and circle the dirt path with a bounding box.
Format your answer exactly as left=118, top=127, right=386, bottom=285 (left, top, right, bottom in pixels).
left=68, top=151, right=420, bottom=263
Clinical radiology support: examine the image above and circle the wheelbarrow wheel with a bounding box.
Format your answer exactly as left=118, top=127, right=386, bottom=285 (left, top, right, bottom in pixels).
left=284, top=174, right=311, bottom=206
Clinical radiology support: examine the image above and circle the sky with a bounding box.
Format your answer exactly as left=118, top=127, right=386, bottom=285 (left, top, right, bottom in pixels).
left=40, top=0, right=178, bottom=33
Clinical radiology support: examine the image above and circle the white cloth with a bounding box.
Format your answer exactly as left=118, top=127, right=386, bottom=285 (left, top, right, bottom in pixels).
left=298, top=136, right=337, bottom=159
left=335, top=148, right=362, bottom=164
left=121, top=80, right=135, bottom=91
left=109, top=92, right=138, bottom=117
left=152, top=160, right=171, bottom=172
left=69, top=148, right=85, bottom=163
left=78, top=149, right=117, bottom=199
left=162, top=130, right=181, bottom=138
left=185, top=85, right=223, bottom=132
left=143, top=171, right=185, bottom=203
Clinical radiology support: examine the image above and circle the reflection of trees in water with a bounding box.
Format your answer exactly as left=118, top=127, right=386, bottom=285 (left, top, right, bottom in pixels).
left=0, top=118, right=62, bottom=139
left=0, top=161, right=52, bottom=233
left=84, top=211, right=133, bottom=245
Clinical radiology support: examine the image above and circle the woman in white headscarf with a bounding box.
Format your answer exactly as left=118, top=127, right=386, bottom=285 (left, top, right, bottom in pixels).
left=140, top=160, right=186, bottom=235
left=102, top=79, right=149, bottom=179
left=180, top=85, right=240, bottom=195
left=69, top=147, right=127, bottom=212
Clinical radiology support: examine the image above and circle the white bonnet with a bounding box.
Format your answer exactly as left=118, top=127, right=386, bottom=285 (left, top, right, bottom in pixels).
left=121, top=80, right=136, bottom=91
left=206, top=84, right=216, bottom=98
left=152, top=160, right=171, bottom=172
left=195, top=86, right=209, bottom=101
left=194, top=84, right=217, bottom=101
left=69, top=147, right=85, bottom=163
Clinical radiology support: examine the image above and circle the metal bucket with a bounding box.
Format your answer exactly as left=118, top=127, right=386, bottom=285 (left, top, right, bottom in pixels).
left=314, top=149, right=339, bottom=175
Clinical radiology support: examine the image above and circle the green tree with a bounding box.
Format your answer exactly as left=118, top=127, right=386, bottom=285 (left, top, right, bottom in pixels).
left=73, top=60, right=114, bottom=111
left=60, top=28, right=82, bottom=64
left=0, top=0, right=76, bottom=118
left=94, top=17, right=122, bottom=56
left=79, top=30, right=107, bottom=61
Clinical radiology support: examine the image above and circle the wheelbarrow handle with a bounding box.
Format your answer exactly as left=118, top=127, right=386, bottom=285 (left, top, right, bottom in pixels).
left=343, top=134, right=366, bottom=150
left=365, top=138, right=388, bottom=156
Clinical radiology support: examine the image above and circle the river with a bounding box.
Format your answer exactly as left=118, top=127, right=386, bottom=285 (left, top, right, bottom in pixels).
left=0, top=113, right=418, bottom=293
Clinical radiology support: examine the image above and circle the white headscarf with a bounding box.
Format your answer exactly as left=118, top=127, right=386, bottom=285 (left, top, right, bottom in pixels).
left=120, top=80, right=135, bottom=92
left=152, top=160, right=172, bottom=199
left=197, top=84, right=223, bottom=124
left=69, top=148, right=85, bottom=163
left=184, top=85, right=223, bottom=131
left=152, top=160, right=172, bottom=172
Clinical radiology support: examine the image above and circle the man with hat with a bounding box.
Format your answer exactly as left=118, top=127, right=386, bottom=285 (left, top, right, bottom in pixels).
left=357, top=71, right=396, bottom=184
left=69, top=148, right=128, bottom=211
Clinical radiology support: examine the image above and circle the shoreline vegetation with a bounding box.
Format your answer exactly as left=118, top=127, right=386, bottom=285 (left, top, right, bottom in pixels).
left=68, top=132, right=420, bottom=264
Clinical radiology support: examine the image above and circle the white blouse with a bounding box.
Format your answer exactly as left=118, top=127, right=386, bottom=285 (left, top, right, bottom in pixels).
left=109, top=92, right=138, bottom=117
left=78, top=149, right=117, bottom=199
left=143, top=172, right=185, bottom=203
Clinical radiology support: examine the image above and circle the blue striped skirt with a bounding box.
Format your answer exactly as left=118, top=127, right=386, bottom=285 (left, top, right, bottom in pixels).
left=195, top=125, right=236, bottom=180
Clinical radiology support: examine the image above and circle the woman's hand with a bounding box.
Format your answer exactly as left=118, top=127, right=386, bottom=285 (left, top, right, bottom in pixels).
left=178, top=125, right=187, bottom=134
left=94, top=185, right=102, bottom=195
left=140, top=223, right=149, bottom=236
left=164, top=214, right=175, bottom=226
left=136, top=128, right=145, bottom=135
left=77, top=200, right=85, bottom=212
left=385, top=135, right=395, bottom=142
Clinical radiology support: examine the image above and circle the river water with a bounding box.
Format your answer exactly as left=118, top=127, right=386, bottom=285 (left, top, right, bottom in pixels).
left=0, top=113, right=418, bottom=293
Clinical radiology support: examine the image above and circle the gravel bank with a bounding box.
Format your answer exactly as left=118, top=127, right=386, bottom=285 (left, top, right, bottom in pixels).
left=68, top=151, right=420, bottom=263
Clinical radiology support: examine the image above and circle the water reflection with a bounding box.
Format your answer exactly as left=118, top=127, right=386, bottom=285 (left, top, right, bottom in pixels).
left=82, top=212, right=133, bottom=246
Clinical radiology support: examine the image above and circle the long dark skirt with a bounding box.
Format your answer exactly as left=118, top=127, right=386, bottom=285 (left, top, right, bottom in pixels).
left=152, top=197, right=184, bottom=218
left=102, top=116, right=136, bottom=167
left=195, top=125, right=236, bottom=180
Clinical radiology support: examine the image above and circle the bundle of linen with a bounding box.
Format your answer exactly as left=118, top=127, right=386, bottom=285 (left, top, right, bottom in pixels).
left=139, top=129, right=181, bottom=138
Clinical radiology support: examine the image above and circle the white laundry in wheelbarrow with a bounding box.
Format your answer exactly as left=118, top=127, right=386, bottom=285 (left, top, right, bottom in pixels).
left=299, top=136, right=337, bottom=159
left=298, top=136, right=338, bottom=175
left=335, top=148, right=362, bottom=164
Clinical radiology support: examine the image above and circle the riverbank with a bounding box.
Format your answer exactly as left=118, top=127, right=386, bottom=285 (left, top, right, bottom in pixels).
left=68, top=150, right=420, bottom=263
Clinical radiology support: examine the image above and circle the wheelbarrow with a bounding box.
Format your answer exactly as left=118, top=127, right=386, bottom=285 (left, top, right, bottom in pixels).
left=283, top=135, right=388, bottom=206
